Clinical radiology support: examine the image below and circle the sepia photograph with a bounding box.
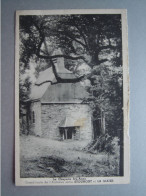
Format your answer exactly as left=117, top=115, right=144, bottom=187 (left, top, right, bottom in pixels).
left=15, top=9, right=129, bottom=185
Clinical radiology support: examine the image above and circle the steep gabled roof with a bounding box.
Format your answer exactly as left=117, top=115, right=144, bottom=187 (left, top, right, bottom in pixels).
left=35, top=67, right=57, bottom=85
left=29, top=82, right=51, bottom=101
left=29, top=64, right=89, bottom=102
left=29, top=67, right=57, bottom=101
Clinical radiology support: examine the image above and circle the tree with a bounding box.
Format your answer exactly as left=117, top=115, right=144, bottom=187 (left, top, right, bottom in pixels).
left=19, top=14, right=123, bottom=138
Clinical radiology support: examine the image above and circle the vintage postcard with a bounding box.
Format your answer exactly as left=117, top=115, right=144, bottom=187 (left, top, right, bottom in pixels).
left=15, top=9, right=130, bottom=186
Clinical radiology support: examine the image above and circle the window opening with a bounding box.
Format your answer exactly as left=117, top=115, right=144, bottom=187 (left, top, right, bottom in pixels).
left=32, top=111, right=35, bottom=123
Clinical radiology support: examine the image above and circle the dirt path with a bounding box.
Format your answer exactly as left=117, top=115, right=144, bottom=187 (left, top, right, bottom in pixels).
left=20, top=135, right=118, bottom=178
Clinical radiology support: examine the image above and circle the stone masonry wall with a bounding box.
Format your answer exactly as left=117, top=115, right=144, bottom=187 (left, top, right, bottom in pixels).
left=29, top=101, right=41, bottom=136
left=41, top=104, right=93, bottom=142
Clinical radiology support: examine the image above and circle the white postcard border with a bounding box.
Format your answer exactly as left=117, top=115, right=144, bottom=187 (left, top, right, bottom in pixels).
left=15, top=9, right=130, bottom=186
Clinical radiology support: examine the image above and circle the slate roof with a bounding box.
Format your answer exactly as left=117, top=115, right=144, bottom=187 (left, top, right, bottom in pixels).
left=29, top=67, right=56, bottom=100
left=35, top=67, right=57, bottom=85
left=29, top=82, right=51, bottom=101
left=29, top=65, right=89, bottom=102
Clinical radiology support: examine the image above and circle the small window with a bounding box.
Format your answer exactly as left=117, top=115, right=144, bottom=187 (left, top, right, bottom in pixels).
left=32, top=111, right=35, bottom=123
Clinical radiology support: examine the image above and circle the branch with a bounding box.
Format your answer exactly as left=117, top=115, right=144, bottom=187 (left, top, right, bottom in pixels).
left=72, top=24, right=89, bottom=50
left=35, top=80, right=57, bottom=86
left=61, top=31, right=86, bottom=48
left=37, top=39, right=86, bottom=83
left=99, top=45, right=117, bottom=50
left=50, top=58, right=85, bottom=83
left=62, top=21, right=89, bottom=50
left=37, top=53, right=86, bottom=61
left=98, top=59, right=109, bottom=64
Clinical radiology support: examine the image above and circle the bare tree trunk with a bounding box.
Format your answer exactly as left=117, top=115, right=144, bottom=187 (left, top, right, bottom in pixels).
left=101, top=110, right=105, bottom=135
